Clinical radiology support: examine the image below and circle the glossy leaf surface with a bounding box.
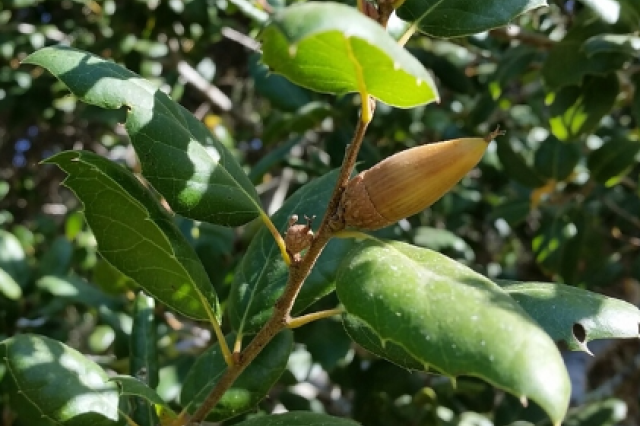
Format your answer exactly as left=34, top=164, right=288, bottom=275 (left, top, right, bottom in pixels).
left=181, top=330, right=293, bottom=421
left=500, top=281, right=640, bottom=352
left=261, top=2, right=438, bottom=108
left=0, top=268, right=22, bottom=300
left=24, top=46, right=260, bottom=226
left=0, top=229, right=29, bottom=288
left=0, top=334, right=120, bottom=426
left=228, top=170, right=355, bottom=334
left=44, top=150, right=219, bottom=321
left=396, top=0, right=547, bottom=38
left=336, top=238, right=570, bottom=425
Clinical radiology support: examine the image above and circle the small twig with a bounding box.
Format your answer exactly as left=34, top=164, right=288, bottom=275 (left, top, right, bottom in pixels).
left=489, top=27, right=554, bottom=48
left=221, top=27, right=261, bottom=52
left=187, top=98, right=373, bottom=424
left=176, top=61, right=233, bottom=111
left=376, top=0, right=395, bottom=28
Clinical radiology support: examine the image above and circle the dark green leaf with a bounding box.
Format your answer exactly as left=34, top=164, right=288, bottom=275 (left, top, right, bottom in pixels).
left=249, top=53, right=313, bottom=112
left=44, top=150, right=219, bottom=321
left=499, top=281, right=640, bottom=352
left=38, top=236, right=73, bottom=276
left=261, top=2, right=438, bottom=108
left=488, top=198, right=531, bottom=227
left=542, top=19, right=627, bottom=90
left=336, top=238, right=570, bottom=425
left=532, top=212, right=574, bottom=275
left=0, top=229, right=29, bottom=288
left=587, top=137, right=640, bottom=186
left=228, top=169, right=355, bottom=334
left=110, top=375, right=166, bottom=407
left=396, top=0, right=547, bottom=38
left=233, top=412, right=361, bottom=426
left=584, top=34, right=640, bottom=56
left=549, top=74, right=619, bottom=141
left=563, top=398, right=627, bottom=426
left=534, top=136, right=580, bottom=181
left=24, top=46, right=260, bottom=226
left=496, top=141, right=547, bottom=188
left=129, top=292, right=159, bottom=425
left=0, top=334, right=120, bottom=426
left=181, top=330, right=293, bottom=421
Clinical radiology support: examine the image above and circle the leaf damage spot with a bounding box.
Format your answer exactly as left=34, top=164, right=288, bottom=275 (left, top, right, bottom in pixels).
left=288, top=45, right=298, bottom=57
left=572, top=322, right=586, bottom=343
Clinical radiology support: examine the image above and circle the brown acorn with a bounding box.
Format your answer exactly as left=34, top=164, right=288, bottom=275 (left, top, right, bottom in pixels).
left=340, top=129, right=503, bottom=230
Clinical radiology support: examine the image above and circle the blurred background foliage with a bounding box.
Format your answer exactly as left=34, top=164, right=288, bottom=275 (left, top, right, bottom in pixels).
left=1, top=0, right=640, bottom=424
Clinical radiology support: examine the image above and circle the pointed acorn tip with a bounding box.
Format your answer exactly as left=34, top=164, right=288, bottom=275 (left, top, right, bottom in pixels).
left=520, top=395, right=528, bottom=407
left=484, top=125, right=506, bottom=143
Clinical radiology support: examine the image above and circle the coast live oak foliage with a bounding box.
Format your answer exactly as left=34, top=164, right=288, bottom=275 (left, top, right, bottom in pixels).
left=2, top=0, right=640, bottom=425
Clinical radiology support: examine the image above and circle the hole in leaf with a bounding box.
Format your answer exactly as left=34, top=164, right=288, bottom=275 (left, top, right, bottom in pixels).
left=572, top=323, right=586, bottom=343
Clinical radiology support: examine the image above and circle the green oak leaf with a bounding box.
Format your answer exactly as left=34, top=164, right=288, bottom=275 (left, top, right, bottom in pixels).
left=548, top=73, right=619, bottom=141
left=24, top=46, right=260, bottom=226
left=396, top=0, right=547, bottom=38
left=500, top=281, right=640, bottom=352
left=587, top=137, right=640, bottom=186
left=227, top=169, right=355, bottom=335
left=128, top=292, right=159, bottom=425
left=336, top=238, right=570, bottom=425
left=0, top=334, right=120, bottom=426
left=181, top=330, right=293, bottom=421
left=533, top=136, right=580, bottom=181
left=44, top=150, right=219, bottom=321
left=261, top=2, right=438, bottom=108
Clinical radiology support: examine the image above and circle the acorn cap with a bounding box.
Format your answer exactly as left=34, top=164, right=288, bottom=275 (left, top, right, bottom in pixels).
left=341, top=136, right=494, bottom=230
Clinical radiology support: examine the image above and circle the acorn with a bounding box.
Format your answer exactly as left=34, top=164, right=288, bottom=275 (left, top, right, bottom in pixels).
left=340, top=128, right=504, bottom=230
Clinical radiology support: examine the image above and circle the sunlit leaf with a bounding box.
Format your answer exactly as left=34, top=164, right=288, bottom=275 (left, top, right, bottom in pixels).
left=336, top=238, right=570, bottom=425
left=261, top=2, right=438, bottom=108
left=24, top=46, right=261, bottom=226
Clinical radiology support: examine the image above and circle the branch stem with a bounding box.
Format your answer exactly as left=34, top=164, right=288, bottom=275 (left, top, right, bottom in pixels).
left=187, top=97, right=372, bottom=425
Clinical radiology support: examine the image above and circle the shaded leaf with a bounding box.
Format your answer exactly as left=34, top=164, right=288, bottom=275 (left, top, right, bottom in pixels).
left=110, top=376, right=167, bottom=408
left=228, top=169, right=355, bottom=334
left=499, top=281, right=640, bottom=352
left=181, top=330, right=293, bottom=421
left=542, top=19, right=627, bottom=90
left=233, top=411, right=361, bottom=426
left=534, top=136, right=580, bottom=181
left=44, top=150, right=219, bottom=321
left=584, top=34, right=640, bottom=56
left=249, top=53, right=313, bottom=112
left=548, top=73, right=619, bottom=141
left=336, top=238, right=570, bottom=425
left=496, top=141, right=547, bottom=188
left=24, top=46, right=260, bottom=226
left=396, top=0, right=547, bottom=38
left=587, top=137, right=640, bottom=186
left=129, top=292, right=159, bottom=425
left=0, top=334, right=120, bottom=426
left=261, top=2, right=438, bottom=108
